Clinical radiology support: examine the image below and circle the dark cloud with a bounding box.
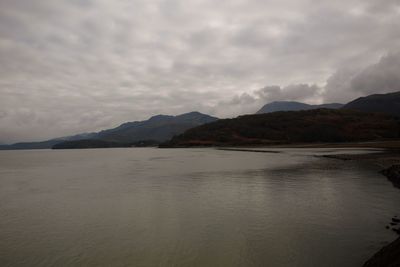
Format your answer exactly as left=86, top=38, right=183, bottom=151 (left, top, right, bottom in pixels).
left=323, top=52, right=400, bottom=102
left=0, top=0, right=399, bottom=143
left=218, top=51, right=400, bottom=116
left=351, top=52, right=400, bottom=94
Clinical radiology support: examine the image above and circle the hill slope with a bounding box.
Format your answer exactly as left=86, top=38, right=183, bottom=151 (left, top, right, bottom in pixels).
left=0, top=112, right=218, bottom=150
left=0, top=132, right=97, bottom=150
left=161, top=109, right=400, bottom=147
left=343, top=91, right=400, bottom=116
left=94, top=112, right=218, bottom=143
left=256, top=101, right=343, bottom=114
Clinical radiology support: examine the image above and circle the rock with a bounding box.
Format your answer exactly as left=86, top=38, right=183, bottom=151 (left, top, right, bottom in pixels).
left=363, top=164, right=400, bottom=267
left=363, top=237, right=400, bottom=266
left=381, top=165, right=400, bottom=189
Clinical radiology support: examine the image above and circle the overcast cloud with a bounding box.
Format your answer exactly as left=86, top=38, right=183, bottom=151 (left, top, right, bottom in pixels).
left=0, top=0, right=400, bottom=143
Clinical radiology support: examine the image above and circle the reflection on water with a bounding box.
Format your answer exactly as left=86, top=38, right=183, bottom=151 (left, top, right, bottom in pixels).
left=0, top=148, right=399, bottom=267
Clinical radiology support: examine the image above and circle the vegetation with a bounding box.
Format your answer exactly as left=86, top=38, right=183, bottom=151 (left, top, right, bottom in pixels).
left=161, top=109, right=400, bottom=147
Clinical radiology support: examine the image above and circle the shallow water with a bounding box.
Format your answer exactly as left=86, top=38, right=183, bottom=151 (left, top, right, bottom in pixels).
left=0, top=148, right=399, bottom=267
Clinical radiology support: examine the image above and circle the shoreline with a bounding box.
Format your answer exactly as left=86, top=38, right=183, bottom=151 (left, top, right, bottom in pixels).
left=297, top=147, right=400, bottom=266
left=161, top=140, right=400, bottom=150
left=322, top=151, right=400, bottom=266
left=244, top=140, right=400, bottom=150
left=216, top=145, right=400, bottom=266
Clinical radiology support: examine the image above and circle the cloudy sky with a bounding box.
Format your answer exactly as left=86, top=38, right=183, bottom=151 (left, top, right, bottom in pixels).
left=1, top=0, right=400, bottom=143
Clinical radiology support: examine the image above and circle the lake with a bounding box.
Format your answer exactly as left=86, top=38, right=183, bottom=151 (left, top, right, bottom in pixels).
left=0, top=148, right=399, bottom=266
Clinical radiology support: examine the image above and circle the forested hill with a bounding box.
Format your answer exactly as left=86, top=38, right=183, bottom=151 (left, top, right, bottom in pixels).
left=160, top=109, right=400, bottom=147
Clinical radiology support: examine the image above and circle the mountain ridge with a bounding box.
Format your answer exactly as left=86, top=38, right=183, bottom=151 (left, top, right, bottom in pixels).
left=0, top=111, right=218, bottom=150
left=256, top=101, right=343, bottom=114
left=342, top=91, right=400, bottom=116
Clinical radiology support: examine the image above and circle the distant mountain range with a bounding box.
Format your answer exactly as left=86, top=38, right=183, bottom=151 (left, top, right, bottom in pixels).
left=161, top=109, right=400, bottom=147
left=0, top=133, right=97, bottom=150
left=0, top=112, right=218, bottom=150
left=342, top=91, right=400, bottom=116
left=93, top=112, right=218, bottom=143
left=162, top=91, right=400, bottom=147
left=2, top=91, right=400, bottom=150
left=256, top=91, right=400, bottom=117
left=256, top=101, right=343, bottom=114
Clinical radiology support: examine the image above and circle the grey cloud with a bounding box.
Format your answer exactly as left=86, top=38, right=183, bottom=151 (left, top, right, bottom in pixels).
left=365, top=0, right=400, bottom=13
left=323, top=52, right=400, bottom=102
left=219, top=51, right=400, bottom=116
left=215, top=84, right=322, bottom=117
left=255, top=84, right=321, bottom=103
left=351, top=52, right=400, bottom=93
left=0, top=0, right=399, bottom=143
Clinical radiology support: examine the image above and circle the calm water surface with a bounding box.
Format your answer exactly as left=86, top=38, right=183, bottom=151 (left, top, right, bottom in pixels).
left=0, top=148, right=399, bottom=267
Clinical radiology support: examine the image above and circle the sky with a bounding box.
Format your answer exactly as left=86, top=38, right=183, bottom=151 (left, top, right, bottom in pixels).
left=0, top=0, right=400, bottom=143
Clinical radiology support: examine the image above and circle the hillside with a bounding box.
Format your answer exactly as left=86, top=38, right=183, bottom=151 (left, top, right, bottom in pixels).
left=0, top=132, right=97, bottom=150
left=0, top=140, right=64, bottom=150
left=0, top=112, right=218, bottom=150
left=161, top=109, right=400, bottom=147
left=94, top=112, right=218, bottom=143
left=343, top=91, right=400, bottom=116
left=256, top=101, right=343, bottom=114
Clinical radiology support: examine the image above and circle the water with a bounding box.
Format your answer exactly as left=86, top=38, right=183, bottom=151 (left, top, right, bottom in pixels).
left=0, top=148, right=399, bottom=267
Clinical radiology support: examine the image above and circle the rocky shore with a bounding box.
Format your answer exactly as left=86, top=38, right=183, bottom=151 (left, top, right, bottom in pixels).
left=362, top=163, right=400, bottom=267
left=381, top=165, right=400, bottom=189
left=215, top=145, right=400, bottom=265
left=322, top=150, right=400, bottom=267
left=363, top=237, right=400, bottom=267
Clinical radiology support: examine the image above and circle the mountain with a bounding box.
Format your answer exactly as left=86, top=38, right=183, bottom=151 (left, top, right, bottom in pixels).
left=0, top=140, right=65, bottom=150
left=160, top=109, right=400, bottom=147
left=0, top=132, right=97, bottom=150
left=0, top=112, right=218, bottom=150
left=256, top=101, right=343, bottom=114
left=343, top=91, right=400, bottom=116
left=94, top=112, right=218, bottom=143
